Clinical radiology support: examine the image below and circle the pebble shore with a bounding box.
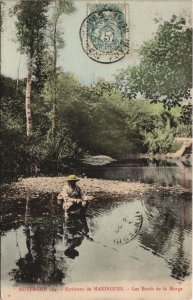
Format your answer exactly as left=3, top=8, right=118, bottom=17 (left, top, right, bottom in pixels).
left=6, top=176, right=189, bottom=199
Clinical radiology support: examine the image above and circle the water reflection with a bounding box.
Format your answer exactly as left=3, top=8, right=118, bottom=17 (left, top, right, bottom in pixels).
left=64, top=217, right=89, bottom=259
left=82, top=158, right=192, bottom=188
left=140, top=191, right=191, bottom=281
left=1, top=190, right=192, bottom=285
left=10, top=219, right=64, bottom=284
left=9, top=216, right=90, bottom=284
left=7, top=196, right=90, bottom=284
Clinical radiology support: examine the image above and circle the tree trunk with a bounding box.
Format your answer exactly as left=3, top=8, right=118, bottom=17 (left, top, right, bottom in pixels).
left=52, top=21, right=57, bottom=138
left=25, top=56, right=33, bottom=137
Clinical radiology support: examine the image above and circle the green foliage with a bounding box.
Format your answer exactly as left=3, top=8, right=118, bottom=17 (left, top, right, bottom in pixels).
left=1, top=74, right=83, bottom=181
left=169, top=141, right=183, bottom=153
left=1, top=111, right=31, bottom=181
left=1, top=75, right=25, bottom=121
left=26, top=130, right=83, bottom=174
left=1, top=72, right=191, bottom=182
left=174, top=124, right=192, bottom=138
left=12, top=0, right=51, bottom=92
left=115, top=66, right=140, bottom=99
left=45, top=0, right=76, bottom=136
left=123, top=100, right=179, bottom=154
left=174, top=103, right=192, bottom=137
left=12, top=0, right=50, bottom=56
left=115, top=16, right=192, bottom=107
left=140, top=16, right=191, bottom=106
left=54, top=75, right=186, bottom=158
left=47, top=0, right=75, bottom=43
left=41, top=71, right=191, bottom=158
left=179, top=103, right=192, bottom=125
left=55, top=76, right=136, bottom=158
left=144, top=128, right=174, bottom=154
left=1, top=110, right=83, bottom=181
left=3, top=4, right=192, bottom=183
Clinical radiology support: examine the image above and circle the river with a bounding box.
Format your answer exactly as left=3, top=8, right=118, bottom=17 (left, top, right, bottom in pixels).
left=1, top=159, right=192, bottom=286
left=79, top=158, right=192, bottom=189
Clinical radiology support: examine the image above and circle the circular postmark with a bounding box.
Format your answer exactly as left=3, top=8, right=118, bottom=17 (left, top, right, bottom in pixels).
left=88, top=206, right=143, bottom=248
left=113, top=212, right=143, bottom=245
left=80, top=7, right=129, bottom=64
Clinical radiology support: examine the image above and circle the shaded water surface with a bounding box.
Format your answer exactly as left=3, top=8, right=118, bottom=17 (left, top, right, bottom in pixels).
left=1, top=189, right=192, bottom=285
left=80, top=158, right=192, bottom=188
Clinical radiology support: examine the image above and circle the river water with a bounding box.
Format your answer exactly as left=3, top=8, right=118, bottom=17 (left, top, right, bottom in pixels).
left=80, top=158, right=192, bottom=189
left=1, top=160, right=192, bottom=286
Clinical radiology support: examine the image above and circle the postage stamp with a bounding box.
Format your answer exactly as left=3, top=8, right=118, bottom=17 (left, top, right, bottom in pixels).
left=80, top=3, right=130, bottom=64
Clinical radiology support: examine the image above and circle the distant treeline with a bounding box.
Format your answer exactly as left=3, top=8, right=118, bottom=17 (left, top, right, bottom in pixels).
left=1, top=74, right=191, bottom=182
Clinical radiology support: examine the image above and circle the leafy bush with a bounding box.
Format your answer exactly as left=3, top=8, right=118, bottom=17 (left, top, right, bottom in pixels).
left=29, top=129, right=84, bottom=174
left=169, top=141, right=183, bottom=153
left=1, top=113, right=30, bottom=182
left=144, top=128, right=174, bottom=153
left=1, top=110, right=83, bottom=181
left=174, top=124, right=192, bottom=138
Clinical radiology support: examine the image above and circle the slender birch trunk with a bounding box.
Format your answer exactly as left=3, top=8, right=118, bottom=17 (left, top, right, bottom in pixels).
left=52, top=20, right=57, bottom=138
left=25, top=55, right=33, bottom=137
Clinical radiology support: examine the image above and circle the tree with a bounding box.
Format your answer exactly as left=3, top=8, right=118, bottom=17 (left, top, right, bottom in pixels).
left=46, top=0, right=75, bottom=137
left=55, top=75, right=151, bottom=157
left=13, top=0, right=50, bottom=137
left=179, top=103, right=192, bottom=125
left=115, top=66, right=140, bottom=100
left=116, top=16, right=192, bottom=107
left=177, top=103, right=192, bottom=137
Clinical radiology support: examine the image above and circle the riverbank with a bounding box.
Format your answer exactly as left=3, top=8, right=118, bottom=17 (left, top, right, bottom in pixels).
left=2, top=176, right=190, bottom=200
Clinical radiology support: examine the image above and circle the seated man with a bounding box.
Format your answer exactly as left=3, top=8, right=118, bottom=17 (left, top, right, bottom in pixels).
left=57, top=175, right=90, bottom=216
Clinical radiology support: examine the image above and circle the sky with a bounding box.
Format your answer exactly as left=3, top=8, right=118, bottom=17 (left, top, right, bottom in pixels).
left=1, top=0, right=191, bottom=85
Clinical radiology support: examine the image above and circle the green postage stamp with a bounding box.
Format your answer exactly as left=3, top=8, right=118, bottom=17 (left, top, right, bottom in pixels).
left=80, top=3, right=130, bottom=63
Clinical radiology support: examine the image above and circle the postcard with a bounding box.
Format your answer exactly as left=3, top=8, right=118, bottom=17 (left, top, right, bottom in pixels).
left=1, top=0, right=192, bottom=299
